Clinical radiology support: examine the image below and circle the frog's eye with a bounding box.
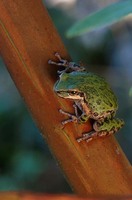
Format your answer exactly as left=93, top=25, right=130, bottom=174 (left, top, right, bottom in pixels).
left=70, top=91, right=77, bottom=95
left=68, top=91, right=84, bottom=98
left=69, top=91, right=84, bottom=97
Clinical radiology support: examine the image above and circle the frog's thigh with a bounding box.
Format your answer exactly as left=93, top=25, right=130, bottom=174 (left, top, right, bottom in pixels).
left=94, top=118, right=124, bottom=137
left=77, top=118, right=124, bottom=143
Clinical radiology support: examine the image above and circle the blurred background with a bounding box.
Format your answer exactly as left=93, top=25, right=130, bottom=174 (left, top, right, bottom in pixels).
left=0, top=0, right=131, bottom=193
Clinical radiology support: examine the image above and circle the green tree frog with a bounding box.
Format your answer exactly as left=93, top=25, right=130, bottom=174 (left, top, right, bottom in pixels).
left=48, top=53, right=124, bottom=142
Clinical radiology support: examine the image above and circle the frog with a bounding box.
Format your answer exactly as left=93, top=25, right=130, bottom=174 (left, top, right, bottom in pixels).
left=48, top=53, right=124, bottom=142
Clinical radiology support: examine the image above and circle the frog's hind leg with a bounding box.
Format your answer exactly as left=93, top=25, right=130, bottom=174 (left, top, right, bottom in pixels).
left=77, top=118, right=124, bottom=143
left=77, top=131, right=98, bottom=143
left=93, top=118, right=124, bottom=136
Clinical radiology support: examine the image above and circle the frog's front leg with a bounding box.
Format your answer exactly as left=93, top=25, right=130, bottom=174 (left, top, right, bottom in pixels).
left=59, top=103, right=81, bottom=125
left=59, top=101, right=88, bottom=125
left=59, top=109, right=78, bottom=125
left=48, top=53, right=85, bottom=74
left=77, top=118, right=124, bottom=143
left=48, top=52, right=69, bottom=68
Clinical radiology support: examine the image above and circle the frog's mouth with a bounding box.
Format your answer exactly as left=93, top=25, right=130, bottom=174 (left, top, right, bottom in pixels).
left=56, top=90, right=84, bottom=100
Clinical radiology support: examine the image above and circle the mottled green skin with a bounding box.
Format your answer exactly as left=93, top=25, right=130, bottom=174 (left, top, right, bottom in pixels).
left=49, top=53, right=124, bottom=141
left=54, top=71, right=117, bottom=119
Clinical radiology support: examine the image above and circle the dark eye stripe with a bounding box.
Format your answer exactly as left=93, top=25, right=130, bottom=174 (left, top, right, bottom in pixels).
left=71, top=91, right=76, bottom=94
left=69, top=91, right=84, bottom=96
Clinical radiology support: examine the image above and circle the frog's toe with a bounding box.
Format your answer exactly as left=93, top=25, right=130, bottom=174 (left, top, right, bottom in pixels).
left=77, top=131, right=98, bottom=143
left=61, top=118, right=76, bottom=125
left=59, top=109, right=79, bottom=124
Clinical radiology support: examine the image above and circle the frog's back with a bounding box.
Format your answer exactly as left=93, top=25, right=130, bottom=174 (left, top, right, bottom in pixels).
left=77, top=72, right=118, bottom=115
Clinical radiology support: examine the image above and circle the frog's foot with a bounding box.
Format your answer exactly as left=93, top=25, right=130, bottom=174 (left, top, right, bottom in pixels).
left=59, top=109, right=78, bottom=125
left=77, top=129, right=117, bottom=143
left=48, top=52, right=69, bottom=68
left=48, top=53, right=85, bottom=74
left=77, top=131, right=98, bottom=143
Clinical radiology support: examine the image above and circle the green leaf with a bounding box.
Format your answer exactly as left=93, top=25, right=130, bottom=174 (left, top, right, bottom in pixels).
left=67, top=0, right=132, bottom=38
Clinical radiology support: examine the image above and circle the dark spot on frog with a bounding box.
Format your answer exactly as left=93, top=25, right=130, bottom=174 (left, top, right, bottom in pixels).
left=88, top=103, right=92, bottom=107
left=94, top=112, right=98, bottom=117
left=96, top=99, right=101, bottom=105
left=108, top=102, right=113, bottom=107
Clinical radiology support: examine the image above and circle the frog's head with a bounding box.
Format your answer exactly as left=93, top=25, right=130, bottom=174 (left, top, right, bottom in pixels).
left=54, top=72, right=84, bottom=100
